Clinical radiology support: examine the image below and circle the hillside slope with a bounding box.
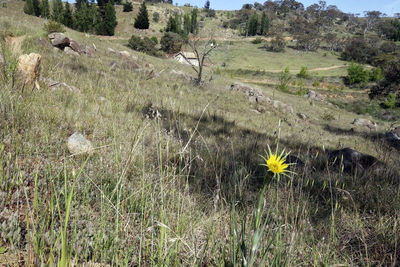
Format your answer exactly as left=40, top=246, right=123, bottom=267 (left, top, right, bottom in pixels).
left=0, top=1, right=399, bottom=266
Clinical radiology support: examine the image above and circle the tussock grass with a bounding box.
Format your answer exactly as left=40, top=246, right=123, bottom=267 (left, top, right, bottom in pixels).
left=0, top=2, right=400, bottom=266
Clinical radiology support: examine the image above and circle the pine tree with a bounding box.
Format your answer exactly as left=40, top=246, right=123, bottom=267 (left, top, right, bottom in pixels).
left=74, top=2, right=90, bottom=31
left=103, top=1, right=117, bottom=35
left=190, top=8, right=198, bottom=34
left=259, top=12, right=269, bottom=36
left=32, top=0, right=41, bottom=16
left=24, top=0, right=34, bottom=15
left=134, top=1, right=149, bottom=29
left=63, top=2, right=74, bottom=28
left=174, top=13, right=182, bottom=34
left=40, top=0, right=50, bottom=18
left=183, top=13, right=191, bottom=35
left=204, top=0, right=210, bottom=10
left=52, top=0, right=64, bottom=23
left=247, top=13, right=258, bottom=36
left=166, top=15, right=177, bottom=33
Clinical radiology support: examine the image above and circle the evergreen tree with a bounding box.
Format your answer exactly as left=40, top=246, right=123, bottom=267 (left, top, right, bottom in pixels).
left=204, top=0, right=210, bottom=10
left=259, top=12, right=269, bottom=36
left=74, top=1, right=91, bottom=31
left=134, top=1, right=149, bottom=29
left=24, top=0, right=34, bottom=15
left=183, top=13, right=191, bottom=35
left=63, top=2, right=74, bottom=28
left=52, top=0, right=64, bottom=23
left=32, top=0, right=41, bottom=16
left=174, top=13, right=182, bottom=34
left=40, top=0, right=50, bottom=18
left=166, top=15, right=177, bottom=33
left=103, top=1, right=117, bottom=35
left=190, top=8, right=198, bottom=34
left=247, top=13, right=258, bottom=36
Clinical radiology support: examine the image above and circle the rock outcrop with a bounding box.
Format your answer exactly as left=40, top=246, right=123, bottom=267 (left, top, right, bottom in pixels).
left=352, top=118, right=378, bottom=130
left=48, top=33, right=94, bottom=57
left=17, top=53, right=41, bottom=86
left=329, top=148, right=378, bottom=173
left=385, top=126, right=400, bottom=150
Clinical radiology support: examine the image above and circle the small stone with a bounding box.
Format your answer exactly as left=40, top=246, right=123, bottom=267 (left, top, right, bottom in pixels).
left=119, top=50, right=130, bottom=58
left=297, top=113, right=307, bottom=120
left=106, top=48, right=116, bottom=54
left=67, top=132, right=93, bottom=155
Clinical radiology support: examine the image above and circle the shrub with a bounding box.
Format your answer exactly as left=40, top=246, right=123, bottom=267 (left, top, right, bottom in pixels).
left=346, top=62, right=369, bottom=85
left=277, top=67, right=291, bottom=92
left=297, top=66, right=310, bottom=79
left=251, top=37, right=262, bottom=44
left=160, top=32, right=184, bottom=54
left=383, top=93, right=397, bottom=109
left=370, top=67, right=384, bottom=82
left=43, top=20, right=65, bottom=34
left=128, top=35, right=161, bottom=56
left=151, top=36, right=158, bottom=44
left=267, top=36, right=286, bottom=52
left=122, top=1, right=133, bottom=12
left=341, top=37, right=379, bottom=64
left=205, top=9, right=216, bottom=18
left=153, top=12, right=160, bottom=23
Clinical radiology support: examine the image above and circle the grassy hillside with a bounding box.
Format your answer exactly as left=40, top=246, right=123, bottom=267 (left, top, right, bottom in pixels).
left=1, top=1, right=400, bottom=266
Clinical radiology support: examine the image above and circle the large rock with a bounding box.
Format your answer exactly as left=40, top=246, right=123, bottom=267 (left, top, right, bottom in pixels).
left=17, top=53, right=41, bottom=84
left=272, top=100, right=294, bottom=114
left=48, top=32, right=70, bottom=48
left=385, top=126, right=400, bottom=149
left=67, top=132, right=93, bottom=155
left=305, top=90, right=323, bottom=101
left=35, top=37, right=52, bottom=48
left=352, top=118, right=378, bottom=130
left=69, top=40, right=83, bottom=54
left=328, top=148, right=378, bottom=173
left=119, top=50, right=131, bottom=59
left=64, top=47, right=80, bottom=57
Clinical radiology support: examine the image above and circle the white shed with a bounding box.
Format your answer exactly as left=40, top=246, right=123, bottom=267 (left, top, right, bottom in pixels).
left=173, top=52, right=199, bottom=67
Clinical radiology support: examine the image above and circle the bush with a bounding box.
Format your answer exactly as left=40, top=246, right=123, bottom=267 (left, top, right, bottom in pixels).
left=277, top=67, right=291, bottom=92
left=341, top=37, right=379, bottom=64
left=297, top=66, right=310, bottom=79
left=160, top=32, right=184, bottom=54
left=370, top=67, right=384, bottom=82
left=122, top=2, right=133, bottom=12
left=128, top=35, right=161, bottom=56
left=267, top=36, right=286, bottom=52
left=153, top=12, right=160, bottom=23
left=205, top=9, right=216, bottom=18
left=43, top=20, right=65, bottom=34
left=346, top=62, right=370, bottom=85
left=383, top=93, right=397, bottom=108
left=151, top=36, right=158, bottom=44
left=251, top=37, right=262, bottom=44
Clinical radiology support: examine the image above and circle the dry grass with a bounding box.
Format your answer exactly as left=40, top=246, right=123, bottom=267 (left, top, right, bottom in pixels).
left=0, top=1, right=399, bottom=266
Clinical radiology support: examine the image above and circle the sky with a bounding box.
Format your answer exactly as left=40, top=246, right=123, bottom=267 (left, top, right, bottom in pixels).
left=174, top=0, right=400, bottom=15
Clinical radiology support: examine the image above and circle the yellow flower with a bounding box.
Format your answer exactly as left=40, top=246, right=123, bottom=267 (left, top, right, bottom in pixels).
left=266, top=153, right=288, bottom=174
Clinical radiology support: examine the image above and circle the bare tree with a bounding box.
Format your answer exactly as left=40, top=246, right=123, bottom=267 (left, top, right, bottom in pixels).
left=187, top=36, right=218, bottom=86
left=363, top=11, right=382, bottom=36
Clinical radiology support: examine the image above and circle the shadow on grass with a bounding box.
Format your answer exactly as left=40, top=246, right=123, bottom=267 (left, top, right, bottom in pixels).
left=148, top=105, right=400, bottom=218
